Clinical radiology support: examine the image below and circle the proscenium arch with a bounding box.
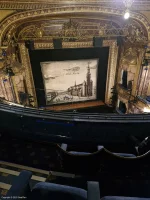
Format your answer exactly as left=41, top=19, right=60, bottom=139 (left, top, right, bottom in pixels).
left=0, top=6, right=149, bottom=45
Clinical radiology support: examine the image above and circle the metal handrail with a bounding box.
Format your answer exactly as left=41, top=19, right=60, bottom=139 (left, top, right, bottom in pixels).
left=1, top=98, right=150, bottom=123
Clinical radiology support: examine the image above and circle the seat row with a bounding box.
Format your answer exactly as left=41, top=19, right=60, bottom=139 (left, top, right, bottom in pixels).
left=56, top=143, right=150, bottom=175
left=6, top=170, right=149, bottom=200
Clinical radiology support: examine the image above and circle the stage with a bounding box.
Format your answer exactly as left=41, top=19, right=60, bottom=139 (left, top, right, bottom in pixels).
left=45, top=100, right=105, bottom=111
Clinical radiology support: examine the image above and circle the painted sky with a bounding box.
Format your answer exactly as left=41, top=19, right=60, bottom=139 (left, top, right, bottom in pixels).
left=41, top=59, right=98, bottom=92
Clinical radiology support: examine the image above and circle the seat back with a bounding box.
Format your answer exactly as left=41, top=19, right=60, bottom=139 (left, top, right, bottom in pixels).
left=29, top=182, right=87, bottom=200
left=56, top=144, right=105, bottom=174
left=6, top=170, right=32, bottom=199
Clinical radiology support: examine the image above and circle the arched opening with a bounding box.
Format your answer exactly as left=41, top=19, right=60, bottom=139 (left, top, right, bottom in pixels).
left=119, top=101, right=127, bottom=114
left=122, top=70, right=128, bottom=89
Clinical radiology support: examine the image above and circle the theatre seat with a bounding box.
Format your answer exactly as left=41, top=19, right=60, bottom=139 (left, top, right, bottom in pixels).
left=62, top=144, right=136, bottom=158
left=113, top=153, right=136, bottom=158
left=69, top=151, right=91, bottom=155
left=29, top=182, right=87, bottom=200
left=6, top=171, right=149, bottom=200
left=66, top=145, right=103, bottom=155
left=6, top=170, right=100, bottom=200
left=97, top=145, right=136, bottom=158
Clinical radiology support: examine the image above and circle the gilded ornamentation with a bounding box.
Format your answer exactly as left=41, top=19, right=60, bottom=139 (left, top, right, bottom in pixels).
left=121, top=47, right=139, bottom=66
left=17, top=20, right=127, bottom=41
left=34, top=43, right=54, bottom=49
left=0, top=6, right=149, bottom=45
left=129, top=48, right=145, bottom=96
left=35, top=26, right=43, bottom=38
left=117, top=83, right=150, bottom=112
left=117, top=46, right=145, bottom=111
left=124, top=24, right=148, bottom=43
left=62, top=41, right=93, bottom=48
left=1, top=1, right=150, bottom=11
left=117, top=84, right=131, bottom=100
left=19, top=44, right=37, bottom=106
left=16, top=18, right=148, bottom=44
left=59, top=20, right=83, bottom=41
left=103, top=40, right=118, bottom=105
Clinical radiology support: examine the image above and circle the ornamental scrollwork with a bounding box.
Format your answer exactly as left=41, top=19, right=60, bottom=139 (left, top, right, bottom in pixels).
left=124, top=23, right=148, bottom=43
left=0, top=6, right=149, bottom=45
left=6, top=19, right=148, bottom=44
left=58, top=20, right=84, bottom=41
left=16, top=19, right=127, bottom=42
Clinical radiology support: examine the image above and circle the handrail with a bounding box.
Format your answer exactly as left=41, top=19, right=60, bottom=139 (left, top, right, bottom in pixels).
left=1, top=98, right=150, bottom=123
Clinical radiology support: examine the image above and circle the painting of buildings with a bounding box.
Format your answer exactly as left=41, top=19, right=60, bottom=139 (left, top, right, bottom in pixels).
left=68, top=65, right=93, bottom=97
left=41, top=59, right=98, bottom=105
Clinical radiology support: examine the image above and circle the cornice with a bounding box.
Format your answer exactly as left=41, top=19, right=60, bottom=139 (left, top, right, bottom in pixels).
left=1, top=1, right=150, bottom=11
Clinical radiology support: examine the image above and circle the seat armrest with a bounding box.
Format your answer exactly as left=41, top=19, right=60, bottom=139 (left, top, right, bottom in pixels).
left=135, top=146, right=139, bottom=155
left=87, top=181, right=100, bottom=200
left=61, top=143, right=68, bottom=151
left=6, top=170, right=32, bottom=199
left=97, top=145, right=104, bottom=151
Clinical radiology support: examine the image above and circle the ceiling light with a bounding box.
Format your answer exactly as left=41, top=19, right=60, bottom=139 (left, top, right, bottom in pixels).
left=123, top=1, right=134, bottom=20
left=124, top=10, right=130, bottom=19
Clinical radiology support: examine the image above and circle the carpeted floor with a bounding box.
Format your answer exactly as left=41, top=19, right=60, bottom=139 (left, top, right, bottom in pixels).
left=0, top=134, right=60, bottom=171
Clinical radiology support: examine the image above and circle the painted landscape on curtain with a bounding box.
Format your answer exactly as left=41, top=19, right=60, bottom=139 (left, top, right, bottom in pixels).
left=41, top=59, right=98, bottom=105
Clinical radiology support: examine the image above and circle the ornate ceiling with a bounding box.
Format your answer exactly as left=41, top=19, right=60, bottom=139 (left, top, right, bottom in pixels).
left=0, top=0, right=149, bottom=43
left=0, top=6, right=149, bottom=46
left=0, top=0, right=150, bottom=112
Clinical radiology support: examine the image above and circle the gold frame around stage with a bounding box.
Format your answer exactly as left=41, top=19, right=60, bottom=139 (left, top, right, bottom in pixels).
left=19, top=39, right=118, bottom=108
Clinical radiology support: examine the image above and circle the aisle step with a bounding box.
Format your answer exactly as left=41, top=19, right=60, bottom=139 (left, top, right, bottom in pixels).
left=0, top=161, right=49, bottom=197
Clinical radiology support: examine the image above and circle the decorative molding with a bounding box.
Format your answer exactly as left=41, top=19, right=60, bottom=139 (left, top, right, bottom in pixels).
left=0, top=6, right=149, bottom=45
left=62, top=41, right=92, bottom=48
left=124, top=23, right=148, bottom=43
left=0, top=1, right=123, bottom=10
left=104, top=40, right=118, bottom=105
left=19, top=44, right=37, bottom=106
left=17, top=20, right=128, bottom=41
left=131, top=48, right=145, bottom=96
left=117, top=84, right=131, bottom=100
left=117, top=45, right=145, bottom=99
left=34, top=43, right=54, bottom=49
left=1, top=1, right=150, bottom=11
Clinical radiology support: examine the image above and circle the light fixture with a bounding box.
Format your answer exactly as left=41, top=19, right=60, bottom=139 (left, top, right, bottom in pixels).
left=143, top=107, right=150, bottom=113
left=123, top=0, right=134, bottom=9
left=124, top=10, right=130, bottom=19
left=123, top=0, right=134, bottom=20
